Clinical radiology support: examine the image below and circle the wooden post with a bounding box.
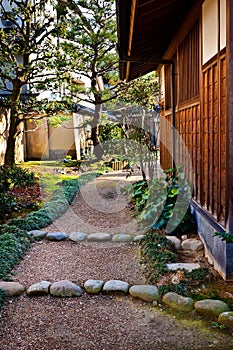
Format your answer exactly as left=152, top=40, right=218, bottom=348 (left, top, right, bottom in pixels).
left=226, top=0, right=233, bottom=234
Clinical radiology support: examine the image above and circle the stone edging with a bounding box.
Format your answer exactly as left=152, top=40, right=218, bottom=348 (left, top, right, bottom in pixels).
left=3, top=231, right=232, bottom=329
left=28, top=230, right=145, bottom=243
left=0, top=279, right=233, bottom=330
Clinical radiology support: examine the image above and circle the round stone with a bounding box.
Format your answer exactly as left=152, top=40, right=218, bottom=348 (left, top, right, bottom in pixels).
left=84, top=279, right=104, bottom=294
left=194, top=299, right=230, bottom=318
left=26, top=281, right=51, bottom=296
left=112, top=234, right=133, bottom=243
left=129, top=285, right=159, bottom=302
left=87, top=233, right=112, bottom=242
left=103, top=280, right=130, bottom=294
left=218, top=311, right=233, bottom=329
left=69, top=232, right=87, bottom=242
left=50, top=280, right=83, bottom=297
left=166, top=236, right=181, bottom=250
left=162, top=292, right=194, bottom=312
left=181, top=238, right=203, bottom=251
left=0, top=282, right=26, bottom=296
left=28, top=230, right=48, bottom=239
left=45, top=232, right=69, bottom=241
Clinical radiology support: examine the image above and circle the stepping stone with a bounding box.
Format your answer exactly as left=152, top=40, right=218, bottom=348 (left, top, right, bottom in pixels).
left=28, top=230, right=48, bottom=239
left=162, top=292, right=194, bottom=312
left=133, top=235, right=145, bottom=242
left=50, top=280, right=83, bottom=297
left=26, top=281, right=51, bottom=296
left=129, top=285, right=159, bottom=302
left=84, top=279, right=104, bottom=294
left=194, top=299, right=230, bottom=318
left=0, top=282, right=26, bottom=296
left=103, top=280, right=130, bottom=294
left=69, top=232, right=87, bottom=242
left=112, top=234, right=133, bottom=243
left=218, top=312, right=233, bottom=329
left=45, top=232, right=68, bottom=241
left=166, top=236, right=181, bottom=250
left=181, top=238, right=203, bottom=251
left=166, top=263, right=200, bottom=273
left=87, top=233, right=112, bottom=242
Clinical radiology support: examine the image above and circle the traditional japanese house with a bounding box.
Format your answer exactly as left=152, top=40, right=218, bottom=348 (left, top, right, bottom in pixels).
left=116, top=0, right=233, bottom=279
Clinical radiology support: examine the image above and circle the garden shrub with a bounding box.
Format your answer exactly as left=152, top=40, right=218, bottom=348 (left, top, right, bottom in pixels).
left=0, top=193, right=17, bottom=221
left=124, top=169, right=196, bottom=235
left=0, top=166, right=37, bottom=223
left=0, top=165, right=35, bottom=191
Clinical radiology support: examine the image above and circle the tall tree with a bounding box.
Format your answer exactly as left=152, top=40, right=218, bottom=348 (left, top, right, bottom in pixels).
left=106, top=72, right=160, bottom=181
left=60, top=0, right=118, bottom=159
left=0, top=0, right=70, bottom=166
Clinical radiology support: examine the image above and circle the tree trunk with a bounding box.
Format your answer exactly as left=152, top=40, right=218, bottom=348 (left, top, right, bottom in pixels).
left=4, top=84, right=22, bottom=167
left=4, top=114, right=18, bottom=167
left=90, top=95, right=104, bottom=160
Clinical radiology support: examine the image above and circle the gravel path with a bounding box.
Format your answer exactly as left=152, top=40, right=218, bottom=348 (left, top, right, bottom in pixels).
left=1, top=171, right=233, bottom=350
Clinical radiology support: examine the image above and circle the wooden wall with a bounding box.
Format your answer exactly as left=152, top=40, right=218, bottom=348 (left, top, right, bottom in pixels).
left=201, top=53, right=227, bottom=225
left=160, top=47, right=227, bottom=227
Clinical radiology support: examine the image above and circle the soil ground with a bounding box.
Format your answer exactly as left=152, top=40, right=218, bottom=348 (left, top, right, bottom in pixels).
left=0, top=170, right=233, bottom=350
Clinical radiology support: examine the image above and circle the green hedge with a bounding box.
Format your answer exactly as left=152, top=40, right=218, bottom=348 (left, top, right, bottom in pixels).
left=6, top=172, right=101, bottom=232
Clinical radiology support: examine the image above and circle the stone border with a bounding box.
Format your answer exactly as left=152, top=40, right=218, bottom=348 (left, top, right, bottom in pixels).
left=4, top=231, right=231, bottom=329
left=0, top=280, right=233, bottom=329
left=28, top=230, right=145, bottom=243
left=28, top=231, right=204, bottom=273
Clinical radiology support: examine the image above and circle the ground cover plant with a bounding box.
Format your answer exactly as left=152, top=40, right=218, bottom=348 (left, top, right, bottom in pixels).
left=124, top=168, right=196, bottom=235
left=139, top=229, right=216, bottom=298
left=0, top=225, right=33, bottom=281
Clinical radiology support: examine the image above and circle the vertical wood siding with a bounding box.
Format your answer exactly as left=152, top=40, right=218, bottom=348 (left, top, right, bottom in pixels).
left=177, top=103, right=201, bottom=202
left=160, top=54, right=227, bottom=226
left=202, top=55, right=227, bottom=224
left=160, top=113, right=173, bottom=170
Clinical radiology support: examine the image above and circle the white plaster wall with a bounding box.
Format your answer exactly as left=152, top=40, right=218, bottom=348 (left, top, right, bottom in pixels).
left=220, top=0, right=226, bottom=50
left=202, top=0, right=218, bottom=64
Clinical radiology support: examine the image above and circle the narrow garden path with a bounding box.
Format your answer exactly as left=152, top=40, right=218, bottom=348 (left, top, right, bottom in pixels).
left=0, top=171, right=233, bottom=350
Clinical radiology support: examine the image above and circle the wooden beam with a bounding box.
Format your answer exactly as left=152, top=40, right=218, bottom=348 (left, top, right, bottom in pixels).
left=128, top=0, right=137, bottom=56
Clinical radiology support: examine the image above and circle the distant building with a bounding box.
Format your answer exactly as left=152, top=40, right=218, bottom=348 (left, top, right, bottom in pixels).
left=0, top=0, right=95, bottom=163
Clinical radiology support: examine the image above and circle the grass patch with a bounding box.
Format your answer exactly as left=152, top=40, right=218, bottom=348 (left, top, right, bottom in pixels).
left=20, top=160, right=62, bottom=168
left=5, top=171, right=102, bottom=232
left=39, top=173, right=78, bottom=199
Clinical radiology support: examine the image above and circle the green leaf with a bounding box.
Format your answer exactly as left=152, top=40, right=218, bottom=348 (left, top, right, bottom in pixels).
left=170, top=187, right=179, bottom=196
